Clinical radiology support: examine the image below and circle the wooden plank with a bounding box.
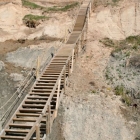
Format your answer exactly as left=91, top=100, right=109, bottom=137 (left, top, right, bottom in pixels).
left=13, top=118, right=36, bottom=122
left=16, top=113, right=40, bottom=117
left=25, top=100, right=46, bottom=104
left=19, top=109, right=42, bottom=113
left=0, top=135, right=25, bottom=139
left=55, top=78, right=61, bottom=118
left=5, top=129, right=29, bottom=133
left=46, top=105, right=51, bottom=135
left=36, top=124, right=40, bottom=140
left=9, top=124, right=33, bottom=128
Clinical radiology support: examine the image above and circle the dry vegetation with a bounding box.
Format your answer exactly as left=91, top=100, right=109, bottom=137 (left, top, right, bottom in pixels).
left=100, top=36, right=140, bottom=107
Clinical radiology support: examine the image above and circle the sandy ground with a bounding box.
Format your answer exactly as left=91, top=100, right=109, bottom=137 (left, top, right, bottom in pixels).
left=57, top=1, right=140, bottom=139
left=0, top=0, right=140, bottom=139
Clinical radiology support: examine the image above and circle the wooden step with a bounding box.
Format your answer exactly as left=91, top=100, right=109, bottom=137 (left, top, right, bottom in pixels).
left=16, top=113, right=40, bottom=117
left=42, top=73, right=60, bottom=75
left=9, top=124, right=32, bottom=128
left=25, top=100, right=47, bottom=104
left=13, top=118, right=36, bottom=122
left=33, top=86, right=54, bottom=89
left=22, top=104, right=54, bottom=108
left=27, top=96, right=57, bottom=99
left=41, top=75, right=60, bottom=77
left=37, top=80, right=64, bottom=83
left=28, top=92, right=58, bottom=96
left=0, top=135, right=25, bottom=140
left=5, top=129, right=29, bottom=133
left=27, top=96, right=51, bottom=100
left=36, top=83, right=55, bottom=86
left=31, top=89, right=54, bottom=92
left=39, top=77, right=64, bottom=80
left=19, top=109, right=42, bottom=113
left=39, top=77, right=59, bottom=80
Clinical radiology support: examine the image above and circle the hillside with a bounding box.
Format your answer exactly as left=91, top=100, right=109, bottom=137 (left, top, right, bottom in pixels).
left=0, top=0, right=139, bottom=140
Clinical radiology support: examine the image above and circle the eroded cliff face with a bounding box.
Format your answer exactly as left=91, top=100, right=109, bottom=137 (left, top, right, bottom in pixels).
left=54, top=1, right=140, bottom=140
left=0, top=0, right=140, bottom=41
left=90, top=0, right=140, bottom=40
left=0, top=0, right=77, bottom=42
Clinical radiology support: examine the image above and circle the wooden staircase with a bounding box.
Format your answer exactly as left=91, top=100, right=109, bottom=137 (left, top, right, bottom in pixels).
left=0, top=0, right=93, bottom=139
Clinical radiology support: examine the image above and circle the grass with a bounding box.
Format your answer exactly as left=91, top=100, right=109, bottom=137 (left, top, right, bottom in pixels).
left=126, top=35, right=140, bottom=45
left=100, top=36, right=140, bottom=58
left=22, top=0, right=79, bottom=12
left=112, top=0, right=120, bottom=3
left=23, top=14, right=48, bottom=21
left=91, top=90, right=97, bottom=94
left=99, top=38, right=115, bottom=48
left=115, top=85, right=124, bottom=96
left=22, top=0, right=43, bottom=9
left=44, top=2, right=79, bottom=13
left=114, top=85, right=131, bottom=106
left=129, top=54, right=140, bottom=68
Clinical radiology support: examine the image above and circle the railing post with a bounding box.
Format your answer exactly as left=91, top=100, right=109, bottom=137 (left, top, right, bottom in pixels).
left=55, top=78, right=61, bottom=118
left=36, top=124, right=40, bottom=140
left=36, top=56, right=40, bottom=79
left=77, top=40, right=80, bottom=57
left=63, top=67, right=66, bottom=92
left=71, top=49, right=74, bottom=73
left=75, top=44, right=78, bottom=62
left=65, top=25, right=67, bottom=43
left=68, top=60, right=71, bottom=76
left=46, top=105, right=51, bottom=135
left=89, top=2, right=92, bottom=17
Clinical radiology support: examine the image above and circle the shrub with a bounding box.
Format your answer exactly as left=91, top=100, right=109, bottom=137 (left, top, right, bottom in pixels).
left=44, top=2, right=79, bottom=13
left=23, top=14, right=47, bottom=21
left=22, top=0, right=43, bottom=9
left=115, top=85, right=125, bottom=96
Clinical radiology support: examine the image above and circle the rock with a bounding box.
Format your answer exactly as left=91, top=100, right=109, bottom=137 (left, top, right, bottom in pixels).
left=0, top=61, right=5, bottom=71
left=10, top=73, right=24, bottom=82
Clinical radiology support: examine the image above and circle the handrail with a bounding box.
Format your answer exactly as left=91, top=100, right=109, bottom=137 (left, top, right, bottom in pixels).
left=0, top=0, right=93, bottom=139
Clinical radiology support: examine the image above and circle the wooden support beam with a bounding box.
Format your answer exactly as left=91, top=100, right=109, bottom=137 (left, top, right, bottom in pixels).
left=63, top=68, right=66, bottom=92
left=46, top=105, right=51, bottom=135
left=89, top=2, right=92, bottom=17
left=55, top=78, right=61, bottom=118
left=36, top=124, right=40, bottom=140
left=68, top=60, right=71, bottom=77
left=71, top=49, right=74, bottom=73
left=36, top=56, right=40, bottom=79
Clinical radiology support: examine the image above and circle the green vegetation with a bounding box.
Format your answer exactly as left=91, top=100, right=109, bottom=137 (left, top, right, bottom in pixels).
left=44, top=2, right=79, bottom=13
left=99, top=38, right=115, bottom=48
left=22, top=0, right=79, bottom=12
left=91, top=90, right=96, bottom=94
left=115, top=85, right=131, bottom=106
left=115, top=85, right=125, bottom=96
left=112, top=0, right=120, bottom=3
left=22, top=0, right=43, bottom=9
left=126, top=35, right=140, bottom=45
left=23, top=14, right=47, bottom=21
left=100, top=36, right=140, bottom=58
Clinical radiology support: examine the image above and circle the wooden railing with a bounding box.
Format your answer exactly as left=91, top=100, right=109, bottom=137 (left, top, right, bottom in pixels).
left=0, top=0, right=94, bottom=140
left=35, top=1, right=93, bottom=139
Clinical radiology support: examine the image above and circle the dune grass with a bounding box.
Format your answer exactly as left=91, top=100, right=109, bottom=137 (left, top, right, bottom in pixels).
left=22, top=0, right=43, bottom=9
left=23, top=14, right=48, bottom=21
left=22, top=0, right=79, bottom=12
left=45, top=2, right=79, bottom=12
